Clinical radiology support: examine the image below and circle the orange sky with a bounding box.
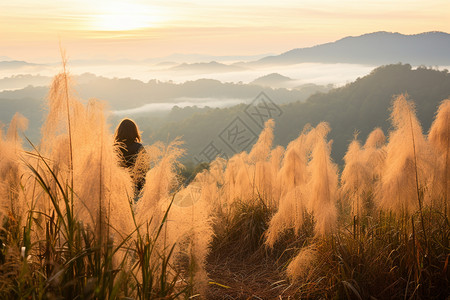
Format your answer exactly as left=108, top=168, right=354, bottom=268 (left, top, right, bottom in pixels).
left=1, top=0, right=449, bottom=62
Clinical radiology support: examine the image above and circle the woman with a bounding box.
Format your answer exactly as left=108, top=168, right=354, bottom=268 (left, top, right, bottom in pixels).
left=114, top=118, right=148, bottom=201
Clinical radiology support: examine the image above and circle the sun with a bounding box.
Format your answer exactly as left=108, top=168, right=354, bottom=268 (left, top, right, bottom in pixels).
left=92, top=2, right=163, bottom=31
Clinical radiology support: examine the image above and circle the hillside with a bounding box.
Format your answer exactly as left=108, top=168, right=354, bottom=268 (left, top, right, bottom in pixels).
left=0, top=60, right=41, bottom=69
left=169, top=61, right=246, bottom=73
left=0, top=74, right=52, bottom=91
left=0, top=75, right=329, bottom=144
left=254, top=31, right=450, bottom=65
left=2, top=64, right=449, bottom=162
left=148, top=64, right=450, bottom=164
left=0, top=75, right=322, bottom=109
left=250, top=73, right=294, bottom=87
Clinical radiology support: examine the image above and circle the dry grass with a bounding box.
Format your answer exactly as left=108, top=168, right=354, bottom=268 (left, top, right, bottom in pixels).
left=0, top=57, right=449, bottom=299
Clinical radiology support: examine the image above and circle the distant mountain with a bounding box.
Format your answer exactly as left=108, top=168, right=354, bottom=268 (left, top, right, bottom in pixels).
left=0, top=60, right=42, bottom=69
left=255, top=31, right=450, bottom=66
left=0, top=74, right=323, bottom=110
left=0, top=74, right=329, bottom=143
left=67, top=58, right=138, bottom=66
left=251, top=73, right=294, bottom=87
left=0, top=74, right=52, bottom=91
left=151, top=53, right=274, bottom=64
left=153, top=61, right=179, bottom=68
left=169, top=61, right=246, bottom=73
left=293, top=83, right=334, bottom=94
left=250, top=74, right=334, bottom=91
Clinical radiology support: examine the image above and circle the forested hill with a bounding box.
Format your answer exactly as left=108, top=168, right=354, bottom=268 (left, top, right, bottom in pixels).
left=147, top=64, right=450, bottom=164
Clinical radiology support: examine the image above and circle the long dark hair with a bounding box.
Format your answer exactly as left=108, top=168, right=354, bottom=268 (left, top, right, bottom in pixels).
left=114, top=118, right=141, bottom=144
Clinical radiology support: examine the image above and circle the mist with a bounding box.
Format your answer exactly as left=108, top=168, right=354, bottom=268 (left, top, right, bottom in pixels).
left=0, top=61, right=376, bottom=90
left=112, top=97, right=248, bottom=115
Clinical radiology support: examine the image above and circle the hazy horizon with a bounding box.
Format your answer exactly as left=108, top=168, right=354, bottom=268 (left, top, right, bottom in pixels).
left=0, top=61, right=379, bottom=89
left=2, top=0, right=449, bottom=62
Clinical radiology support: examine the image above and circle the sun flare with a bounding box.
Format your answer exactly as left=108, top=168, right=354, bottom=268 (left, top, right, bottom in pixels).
left=92, top=2, right=164, bottom=31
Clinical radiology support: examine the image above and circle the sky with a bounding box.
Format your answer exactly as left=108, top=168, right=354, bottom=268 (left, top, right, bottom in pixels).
left=1, top=0, right=449, bottom=62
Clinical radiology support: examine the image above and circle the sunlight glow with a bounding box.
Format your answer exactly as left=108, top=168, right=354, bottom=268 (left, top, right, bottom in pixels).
left=91, top=2, right=165, bottom=31
left=1, top=0, right=449, bottom=60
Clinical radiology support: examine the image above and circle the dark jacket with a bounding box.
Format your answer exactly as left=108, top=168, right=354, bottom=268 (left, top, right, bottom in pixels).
left=118, top=141, right=148, bottom=198
left=119, top=141, right=144, bottom=169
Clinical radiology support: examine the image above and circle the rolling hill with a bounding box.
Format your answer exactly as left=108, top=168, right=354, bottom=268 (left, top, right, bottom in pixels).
left=250, top=73, right=294, bottom=87
left=0, top=74, right=330, bottom=144
left=148, top=64, right=450, bottom=164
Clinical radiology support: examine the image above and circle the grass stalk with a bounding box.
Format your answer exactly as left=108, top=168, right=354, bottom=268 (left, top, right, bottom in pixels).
left=408, top=109, right=428, bottom=252
left=58, top=45, right=74, bottom=222
left=444, top=112, right=449, bottom=221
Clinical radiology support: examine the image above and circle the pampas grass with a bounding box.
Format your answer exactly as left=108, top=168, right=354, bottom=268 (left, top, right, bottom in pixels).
left=362, top=127, right=386, bottom=182
left=168, top=187, right=214, bottom=296
left=265, top=127, right=310, bottom=247
left=1, top=57, right=449, bottom=298
left=305, top=123, right=339, bottom=237
left=341, top=138, right=371, bottom=218
left=428, top=99, right=450, bottom=216
left=286, top=245, right=318, bottom=282
left=0, top=59, right=198, bottom=298
left=376, top=95, right=433, bottom=215
left=0, top=113, right=29, bottom=228
left=136, top=138, right=184, bottom=227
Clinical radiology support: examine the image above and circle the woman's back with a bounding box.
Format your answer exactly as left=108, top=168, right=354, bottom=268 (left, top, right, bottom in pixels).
left=119, top=141, right=144, bottom=169
left=114, top=118, right=149, bottom=200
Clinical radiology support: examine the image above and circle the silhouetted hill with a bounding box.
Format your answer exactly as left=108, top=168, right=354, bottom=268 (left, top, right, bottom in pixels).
left=0, top=74, right=323, bottom=110
left=0, top=74, right=52, bottom=91
left=0, top=86, right=48, bottom=100
left=255, top=32, right=450, bottom=65
left=147, top=64, right=450, bottom=164
left=294, top=83, right=334, bottom=93
left=147, top=53, right=273, bottom=63
left=0, top=75, right=328, bottom=143
left=0, top=60, right=42, bottom=69
left=154, top=61, right=178, bottom=68
left=4, top=64, right=449, bottom=161
left=251, top=73, right=294, bottom=87
left=169, top=61, right=246, bottom=73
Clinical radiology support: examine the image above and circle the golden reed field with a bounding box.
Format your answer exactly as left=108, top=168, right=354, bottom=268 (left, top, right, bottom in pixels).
left=0, top=60, right=449, bottom=299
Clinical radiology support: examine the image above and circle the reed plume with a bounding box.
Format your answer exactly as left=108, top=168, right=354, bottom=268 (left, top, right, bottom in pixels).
left=266, top=127, right=310, bottom=247
left=0, top=114, right=29, bottom=226
left=362, top=127, right=386, bottom=182
left=245, top=119, right=275, bottom=205
left=305, top=123, right=339, bottom=237
left=72, top=99, right=134, bottom=238
left=428, top=99, right=450, bottom=215
left=136, top=139, right=184, bottom=227
left=377, top=94, right=433, bottom=215
left=42, top=70, right=135, bottom=238
left=286, top=245, right=317, bottom=281
left=231, top=152, right=253, bottom=203
left=168, top=185, right=214, bottom=295
left=269, top=146, right=285, bottom=203
left=341, top=138, right=371, bottom=217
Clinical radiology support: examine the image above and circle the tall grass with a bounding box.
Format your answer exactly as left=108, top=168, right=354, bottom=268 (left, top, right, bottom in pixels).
left=0, top=57, right=449, bottom=299
left=202, top=95, right=448, bottom=298
left=377, top=95, right=432, bottom=215
left=0, top=62, right=201, bottom=298
left=428, top=99, right=450, bottom=218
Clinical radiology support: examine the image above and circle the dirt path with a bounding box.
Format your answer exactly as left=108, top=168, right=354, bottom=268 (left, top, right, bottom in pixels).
left=206, top=255, right=298, bottom=299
